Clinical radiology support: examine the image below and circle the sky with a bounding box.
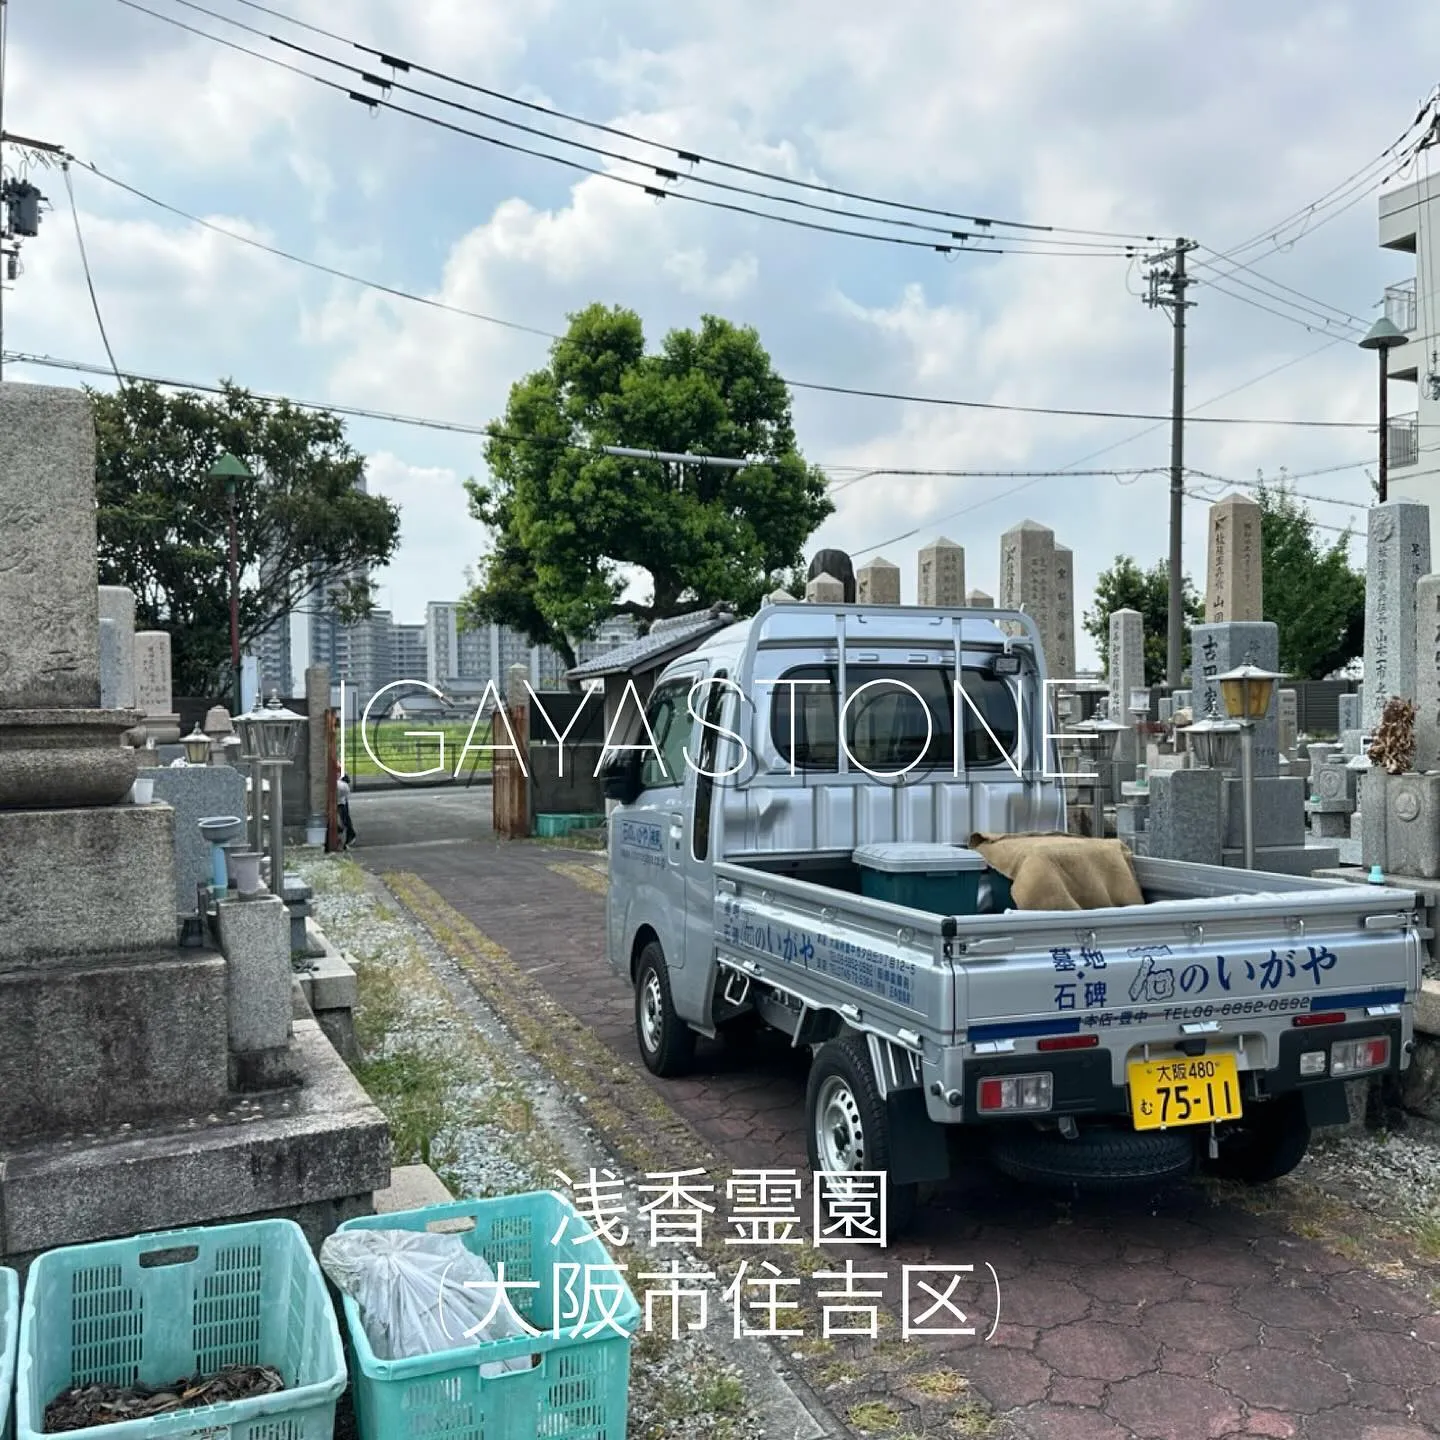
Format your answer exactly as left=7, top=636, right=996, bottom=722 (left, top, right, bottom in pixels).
left=4, top=0, right=1439, bottom=672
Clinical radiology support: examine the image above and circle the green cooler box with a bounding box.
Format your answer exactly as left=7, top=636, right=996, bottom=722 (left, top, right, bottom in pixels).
left=853, top=843, right=987, bottom=915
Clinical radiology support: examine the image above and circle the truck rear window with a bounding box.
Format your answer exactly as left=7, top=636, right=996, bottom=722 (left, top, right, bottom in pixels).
left=769, top=665, right=1019, bottom=772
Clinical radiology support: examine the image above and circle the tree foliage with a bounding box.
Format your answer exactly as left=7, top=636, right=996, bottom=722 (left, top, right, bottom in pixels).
left=462, top=303, right=834, bottom=667
left=1254, top=481, right=1364, bottom=679
left=1083, top=556, right=1204, bottom=686
left=92, top=381, right=401, bottom=697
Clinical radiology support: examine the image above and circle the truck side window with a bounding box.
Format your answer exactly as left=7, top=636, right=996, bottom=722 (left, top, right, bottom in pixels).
left=770, top=664, right=1018, bottom=771
left=639, top=680, right=695, bottom=790
left=690, top=672, right=728, bottom=861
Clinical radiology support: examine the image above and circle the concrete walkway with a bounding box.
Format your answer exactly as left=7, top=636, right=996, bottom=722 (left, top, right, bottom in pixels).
left=357, top=824, right=1440, bottom=1440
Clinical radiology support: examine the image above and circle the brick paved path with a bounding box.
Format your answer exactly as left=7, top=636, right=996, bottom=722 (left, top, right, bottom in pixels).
left=364, top=835, right=1440, bottom=1440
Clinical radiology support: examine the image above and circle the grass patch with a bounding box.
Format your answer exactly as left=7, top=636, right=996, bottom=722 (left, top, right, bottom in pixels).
left=911, top=1369, right=970, bottom=1400
left=849, top=1400, right=901, bottom=1433
left=1417, top=1213, right=1440, bottom=1261
left=949, top=1401, right=997, bottom=1436
left=353, top=1048, right=459, bottom=1170
left=547, top=861, right=609, bottom=896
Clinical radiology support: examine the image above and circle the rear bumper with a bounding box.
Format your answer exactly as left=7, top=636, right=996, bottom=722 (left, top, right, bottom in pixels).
left=951, top=1016, right=1406, bottom=1126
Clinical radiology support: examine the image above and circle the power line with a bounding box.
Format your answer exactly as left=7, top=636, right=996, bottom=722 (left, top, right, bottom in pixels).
left=116, top=0, right=1135, bottom=261
left=1191, top=247, right=1366, bottom=327
left=216, top=0, right=1163, bottom=245
left=62, top=164, right=123, bottom=384
left=55, top=160, right=1400, bottom=433
left=156, top=0, right=1140, bottom=256
left=1189, top=257, right=1363, bottom=337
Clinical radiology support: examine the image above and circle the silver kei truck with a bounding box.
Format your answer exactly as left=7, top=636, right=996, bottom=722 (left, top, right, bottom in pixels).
left=600, top=598, right=1423, bottom=1226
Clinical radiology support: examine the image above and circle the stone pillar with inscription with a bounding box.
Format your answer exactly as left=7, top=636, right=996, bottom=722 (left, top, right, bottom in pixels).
left=1206, top=493, right=1264, bottom=623
left=1052, top=542, right=1076, bottom=683
left=1363, top=499, right=1431, bottom=734
left=1192, top=621, right=1282, bottom=777
left=967, top=588, right=994, bottom=608
left=1108, top=608, right=1145, bottom=767
left=856, top=557, right=901, bottom=605
left=135, top=631, right=182, bottom=745
left=1413, top=576, right=1440, bottom=773
left=1000, top=520, right=1059, bottom=668
left=917, top=537, right=965, bottom=607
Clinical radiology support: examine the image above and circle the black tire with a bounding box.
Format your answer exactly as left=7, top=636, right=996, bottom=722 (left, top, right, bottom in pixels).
left=634, top=942, right=696, bottom=1078
left=991, top=1124, right=1196, bottom=1190
left=806, top=1034, right=918, bottom=1239
left=1207, top=1095, right=1311, bottom=1183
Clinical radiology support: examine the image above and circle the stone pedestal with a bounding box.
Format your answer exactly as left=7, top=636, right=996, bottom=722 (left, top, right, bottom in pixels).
left=1144, top=768, right=1224, bottom=865
left=0, top=379, right=390, bottom=1270
left=1383, top=772, right=1440, bottom=879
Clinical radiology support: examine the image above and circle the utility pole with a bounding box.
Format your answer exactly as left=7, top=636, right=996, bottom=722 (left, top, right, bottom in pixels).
left=1143, top=237, right=1198, bottom=692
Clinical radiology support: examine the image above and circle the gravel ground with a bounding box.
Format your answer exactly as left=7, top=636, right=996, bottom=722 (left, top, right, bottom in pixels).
left=295, top=850, right=782, bottom=1440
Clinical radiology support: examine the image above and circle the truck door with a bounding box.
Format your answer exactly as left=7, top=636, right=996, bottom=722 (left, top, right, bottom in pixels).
left=610, top=670, right=702, bottom=980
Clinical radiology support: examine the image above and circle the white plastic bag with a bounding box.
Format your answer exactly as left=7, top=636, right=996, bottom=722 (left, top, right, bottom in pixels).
left=321, top=1228, right=536, bottom=1375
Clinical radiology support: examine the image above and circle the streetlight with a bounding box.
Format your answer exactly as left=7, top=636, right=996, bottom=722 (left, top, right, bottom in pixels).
left=234, top=691, right=305, bottom=894
left=207, top=452, right=253, bottom=716
left=1215, top=659, right=1281, bottom=870
left=1359, top=316, right=1408, bottom=504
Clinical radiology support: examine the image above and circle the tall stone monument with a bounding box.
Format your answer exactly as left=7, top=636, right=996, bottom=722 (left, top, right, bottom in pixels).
left=1415, top=576, right=1440, bottom=773
left=1108, top=608, right=1145, bottom=767
left=0, top=383, right=387, bottom=1270
left=1000, top=520, right=1072, bottom=676
left=917, top=537, right=965, bottom=607
left=1192, top=620, right=1282, bottom=776
left=857, top=557, right=901, bottom=605
left=1206, top=493, right=1264, bottom=622
left=1363, top=499, right=1431, bottom=733
left=135, top=630, right=182, bottom=745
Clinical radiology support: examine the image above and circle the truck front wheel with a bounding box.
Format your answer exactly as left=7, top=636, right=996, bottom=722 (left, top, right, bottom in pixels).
left=635, top=942, right=696, bottom=1078
left=1208, top=1094, right=1311, bottom=1184
left=806, top=1035, right=917, bottom=1239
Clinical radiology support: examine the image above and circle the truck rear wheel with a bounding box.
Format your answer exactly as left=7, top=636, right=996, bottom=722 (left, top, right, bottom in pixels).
left=635, top=942, right=696, bottom=1078
left=1208, top=1094, right=1311, bottom=1184
left=806, top=1035, right=917, bottom=1238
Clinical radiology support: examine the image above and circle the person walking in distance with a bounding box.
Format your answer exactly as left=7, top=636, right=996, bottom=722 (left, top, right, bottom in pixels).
left=337, top=772, right=357, bottom=849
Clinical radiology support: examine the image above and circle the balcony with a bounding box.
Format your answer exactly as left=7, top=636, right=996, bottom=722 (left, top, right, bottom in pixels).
left=1390, top=412, right=1419, bottom=468
left=1385, top=279, right=1418, bottom=333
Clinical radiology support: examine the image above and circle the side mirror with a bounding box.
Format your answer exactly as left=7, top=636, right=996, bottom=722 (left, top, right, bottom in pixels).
left=600, top=749, right=642, bottom=805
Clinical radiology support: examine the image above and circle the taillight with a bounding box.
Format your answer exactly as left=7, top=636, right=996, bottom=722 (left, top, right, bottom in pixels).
left=977, top=1074, right=1053, bottom=1113
left=1330, top=1037, right=1390, bottom=1076
left=1294, top=1012, right=1346, bottom=1028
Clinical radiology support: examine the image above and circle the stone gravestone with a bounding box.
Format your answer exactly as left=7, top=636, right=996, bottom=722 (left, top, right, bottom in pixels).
left=135, top=631, right=182, bottom=745
left=857, top=557, right=901, bottom=605
left=967, top=588, right=994, bottom=608
left=805, top=572, right=845, bottom=604
left=1108, top=608, right=1145, bottom=766
left=0, top=381, right=386, bottom=1266
left=1000, top=520, right=1060, bottom=669
left=99, top=617, right=121, bottom=709
left=917, top=537, right=965, bottom=607
left=97, top=585, right=137, bottom=711
left=1338, top=693, right=1362, bottom=734
left=1415, top=576, right=1440, bottom=773
left=1363, top=499, right=1431, bottom=733
left=1051, top=543, right=1076, bottom=682
left=1206, top=493, right=1264, bottom=623
left=1191, top=621, right=1281, bottom=777
left=1278, top=688, right=1298, bottom=757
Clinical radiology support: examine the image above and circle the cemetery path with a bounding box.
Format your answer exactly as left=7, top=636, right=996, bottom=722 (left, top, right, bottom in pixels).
left=358, top=832, right=1440, bottom=1440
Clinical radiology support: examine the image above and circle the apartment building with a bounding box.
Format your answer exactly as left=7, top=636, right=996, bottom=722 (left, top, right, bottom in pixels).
left=1380, top=167, right=1440, bottom=557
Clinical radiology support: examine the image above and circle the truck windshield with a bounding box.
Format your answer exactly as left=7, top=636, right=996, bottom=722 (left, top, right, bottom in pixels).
left=769, top=665, right=1019, bottom=772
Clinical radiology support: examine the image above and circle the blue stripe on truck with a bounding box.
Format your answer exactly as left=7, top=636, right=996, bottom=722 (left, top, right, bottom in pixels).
left=1313, top=988, right=1407, bottom=1012
left=968, top=1017, right=1082, bottom=1043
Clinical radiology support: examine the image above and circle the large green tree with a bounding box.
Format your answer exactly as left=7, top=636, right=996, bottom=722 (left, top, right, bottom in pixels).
left=462, top=304, right=833, bottom=667
left=1254, top=480, right=1364, bottom=678
left=1083, top=556, right=1205, bottom=685
left=93, top=381, right=401, bottom=696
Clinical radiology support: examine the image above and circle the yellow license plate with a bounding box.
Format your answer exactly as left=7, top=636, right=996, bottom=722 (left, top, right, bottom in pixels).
left=1128, top=1054, right=1242, bottom=1131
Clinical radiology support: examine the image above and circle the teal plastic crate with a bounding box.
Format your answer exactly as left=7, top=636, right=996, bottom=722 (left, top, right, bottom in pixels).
left=15, top=1220, right=345, bottom=1440
left=1, top=1266, right=17, bottom=1440
left=337, top=1193, right=640, bottom=1440
left=854, top=843, right=987, bottom=915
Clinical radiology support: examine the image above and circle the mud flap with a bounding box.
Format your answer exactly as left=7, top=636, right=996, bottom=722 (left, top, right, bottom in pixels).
left=1300, top=1081, right=1351, bottom=1128
left=885, top=1090, right=951, bottom=1185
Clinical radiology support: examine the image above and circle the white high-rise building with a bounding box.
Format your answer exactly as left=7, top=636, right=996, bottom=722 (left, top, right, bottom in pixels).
left=1380, top=168, right=1440, bottom=557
